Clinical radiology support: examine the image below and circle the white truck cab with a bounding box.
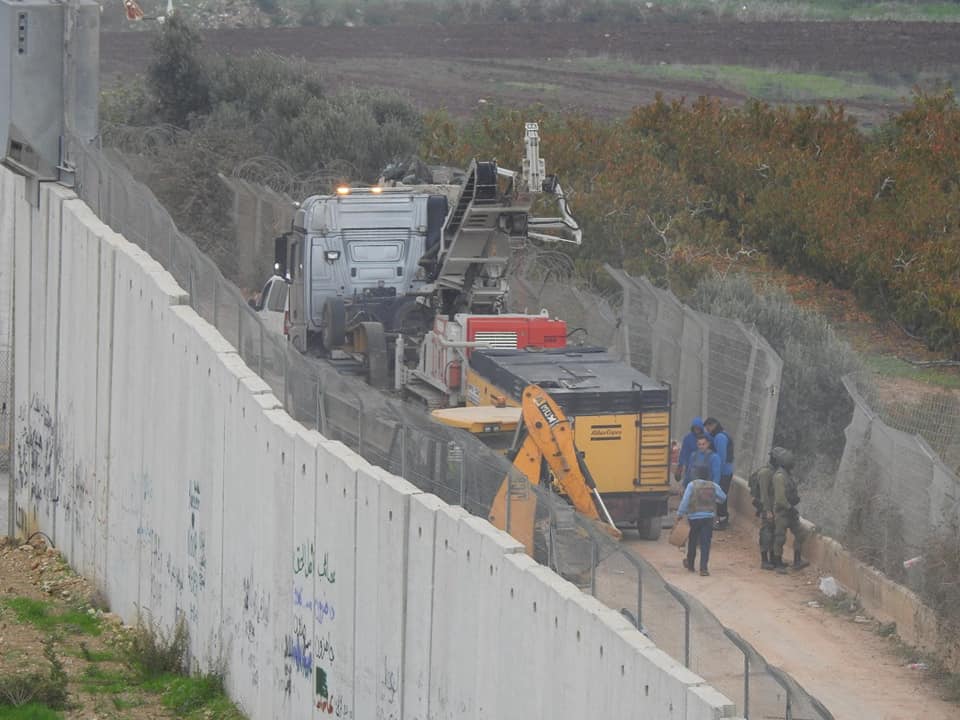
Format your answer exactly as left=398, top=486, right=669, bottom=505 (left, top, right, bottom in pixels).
left=248, top=274, right=289, bottom=337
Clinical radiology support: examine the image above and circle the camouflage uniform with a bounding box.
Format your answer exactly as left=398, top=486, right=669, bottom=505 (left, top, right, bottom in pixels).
left=753, top=464, right=776, bottom=569
left=769, top=449, right=810, bottom=572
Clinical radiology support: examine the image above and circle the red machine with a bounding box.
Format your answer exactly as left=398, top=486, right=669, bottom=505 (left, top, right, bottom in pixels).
left=398, top=312, right=568, bottom=407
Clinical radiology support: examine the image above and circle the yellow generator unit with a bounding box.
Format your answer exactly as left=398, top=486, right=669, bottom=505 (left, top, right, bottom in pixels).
left=445, top=346, right=672, bottom=540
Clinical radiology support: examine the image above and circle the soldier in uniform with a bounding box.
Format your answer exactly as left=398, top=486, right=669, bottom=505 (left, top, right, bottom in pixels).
left=750, top=448, right=782, bottom=571
left=770, top=448, right=811, bottom=573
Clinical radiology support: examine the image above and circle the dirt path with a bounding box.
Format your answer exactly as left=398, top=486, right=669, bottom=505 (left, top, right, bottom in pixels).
left=621, top=519, right=957, bottom=720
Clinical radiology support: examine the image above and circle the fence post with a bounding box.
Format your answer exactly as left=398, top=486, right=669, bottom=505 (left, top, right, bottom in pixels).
left=636, top=565, right=643, bottom=631
left=459, top=453, right=466, bottom=508
left=282, top=347, right=289, bottom=412
left=735, top=321, right=759, bottom=469
left=357, top=403, right=363, bottom=455
left=400, top=426, right=406, bottom=479
left=743, top=653, right=750, bottom=719
left=257, top=323, right=264, bottom=377
left=212, top=279, right=218, bottom=330
left=665, top=585, right=691, bottom=668
left=237, top=311, right=244, bottom=365
left=317, top=382, right=328, bottom=437
left=589, top=536, right=598, bottom=597
left=505, top=474, right=512, bottom=536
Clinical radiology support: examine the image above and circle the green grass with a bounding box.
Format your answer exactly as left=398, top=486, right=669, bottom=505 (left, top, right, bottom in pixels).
left=567, top=58, right=909, bottom=103
left=0, top=704, right=62, bottom=720
left=864, top=354, right=960, bottom=390
left=80, top=664, right=132, bottom=694
left=162, top=675, right=228, bottom=715
left=1, top=598, right=101, bottom=636
left=74, top=642, right=118, bottom=663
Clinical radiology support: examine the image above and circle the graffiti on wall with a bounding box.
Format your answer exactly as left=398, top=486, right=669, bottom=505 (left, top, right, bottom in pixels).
left=14, top=395, right=62, bottom=513
left=242, top=572, right=272, bottom=642
left=283, top=616, right=314, bottom=678
left=186, top=475, right=207, bottom=625
left=292, top=585, right=335, bottom=625
left=315, top=668, right=353, bottom=718
left=376, top=655, right=400, bottom=720
left=293, top=540, right=336, bottom=583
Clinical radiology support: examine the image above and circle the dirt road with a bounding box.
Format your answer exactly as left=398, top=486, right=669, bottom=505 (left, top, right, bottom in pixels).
left=622, top=519, right=957, bottom=720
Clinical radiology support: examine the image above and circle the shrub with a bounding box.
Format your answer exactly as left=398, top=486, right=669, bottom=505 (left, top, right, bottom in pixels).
left=0, top=640, right=69, bottom=710
left=690, top=274, right=861, bottom=469
left=146, top=14, right=210, bottom=128
left=123, top=614, right=189, bottom=679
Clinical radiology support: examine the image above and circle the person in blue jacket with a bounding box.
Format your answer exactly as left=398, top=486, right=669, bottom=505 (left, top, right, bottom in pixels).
left=677, top=417, right=710, bottom=485
left=704, top=417, right=735, bottom=530
left=684, top=434, right=721, bottom=488
left=677, top=464, right=727, bottom=576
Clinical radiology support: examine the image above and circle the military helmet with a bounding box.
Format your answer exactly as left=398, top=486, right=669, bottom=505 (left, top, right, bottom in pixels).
left=770, top=446, right=795, bottom=469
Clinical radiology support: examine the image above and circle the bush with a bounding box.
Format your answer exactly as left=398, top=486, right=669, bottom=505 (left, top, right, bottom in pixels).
left=920, top=513, right=960, bottom=634
left=690, top=274, right=861, bottom=470
left=146, top=14, right=210, bottom=128
left=124, top=614, right=189, bottom=679
left=422, top=94, right=960, bottom=356
left=105, top=22, right=424, bottom=285
left=0, top=640, right=69, bottom=710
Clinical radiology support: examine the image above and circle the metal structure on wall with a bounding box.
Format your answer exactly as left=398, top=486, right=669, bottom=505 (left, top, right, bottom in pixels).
left=0, top=0, right=99, bottom=185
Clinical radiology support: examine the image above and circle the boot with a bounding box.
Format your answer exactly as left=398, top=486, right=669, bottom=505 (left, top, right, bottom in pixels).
left=792, top=548, right=810, bottom=571
left=773, top=554, right=790, bottom=574
left=761, top=551, right=775, bottom=571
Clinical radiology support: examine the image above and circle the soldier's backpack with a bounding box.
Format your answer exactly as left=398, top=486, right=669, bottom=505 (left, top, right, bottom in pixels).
left=785, top=472, right=800, bottom=506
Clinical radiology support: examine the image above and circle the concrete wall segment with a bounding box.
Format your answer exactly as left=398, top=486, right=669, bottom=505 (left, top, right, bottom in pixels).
left=11, top=180, right=30, bottom=539
left=428, top=504, right=480, bottom=719
left=497, top=550, right=544, bottom=719
left=353, top=466, right=417, bottom=720
left=403, top=492, right=446, bottom=720
left=54, top=207, right=101, bottom=577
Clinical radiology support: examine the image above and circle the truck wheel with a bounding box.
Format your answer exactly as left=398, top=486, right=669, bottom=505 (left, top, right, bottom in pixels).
left=322, top=297, right=346, bottom=349
left=356, top=321, right=389, bottom=389
left=638, top=516, right=663, bottom=541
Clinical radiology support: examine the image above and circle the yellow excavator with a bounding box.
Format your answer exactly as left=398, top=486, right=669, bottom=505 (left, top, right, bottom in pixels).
left=435, top=384, right=622, bottom=555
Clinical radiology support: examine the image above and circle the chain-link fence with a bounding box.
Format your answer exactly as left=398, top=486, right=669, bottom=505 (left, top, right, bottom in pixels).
left=509, top=264, right=782, bottom=476
left=806, top=375, right=960, bottom=587
left=68, top=136, right=831, bottom=719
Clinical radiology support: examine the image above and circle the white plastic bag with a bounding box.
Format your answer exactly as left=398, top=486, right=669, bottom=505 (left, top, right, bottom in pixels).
left=818, top=576, right=841, bottom=598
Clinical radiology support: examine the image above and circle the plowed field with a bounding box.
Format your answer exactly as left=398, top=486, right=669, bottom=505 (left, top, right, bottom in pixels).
left=101, top=19, right=960, bottom=123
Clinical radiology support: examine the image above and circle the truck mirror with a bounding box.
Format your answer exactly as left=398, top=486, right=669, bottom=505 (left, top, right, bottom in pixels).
left=248, top=298, right=258, bottom=310
left=274, top=234, right=289, bottom=276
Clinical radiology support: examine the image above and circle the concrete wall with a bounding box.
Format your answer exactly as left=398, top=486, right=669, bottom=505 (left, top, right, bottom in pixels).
left=2, top=166, right=738, bottom=719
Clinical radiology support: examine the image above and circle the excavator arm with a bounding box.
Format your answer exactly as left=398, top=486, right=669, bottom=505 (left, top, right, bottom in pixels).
left=488, top=385, right=621, bottom=555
